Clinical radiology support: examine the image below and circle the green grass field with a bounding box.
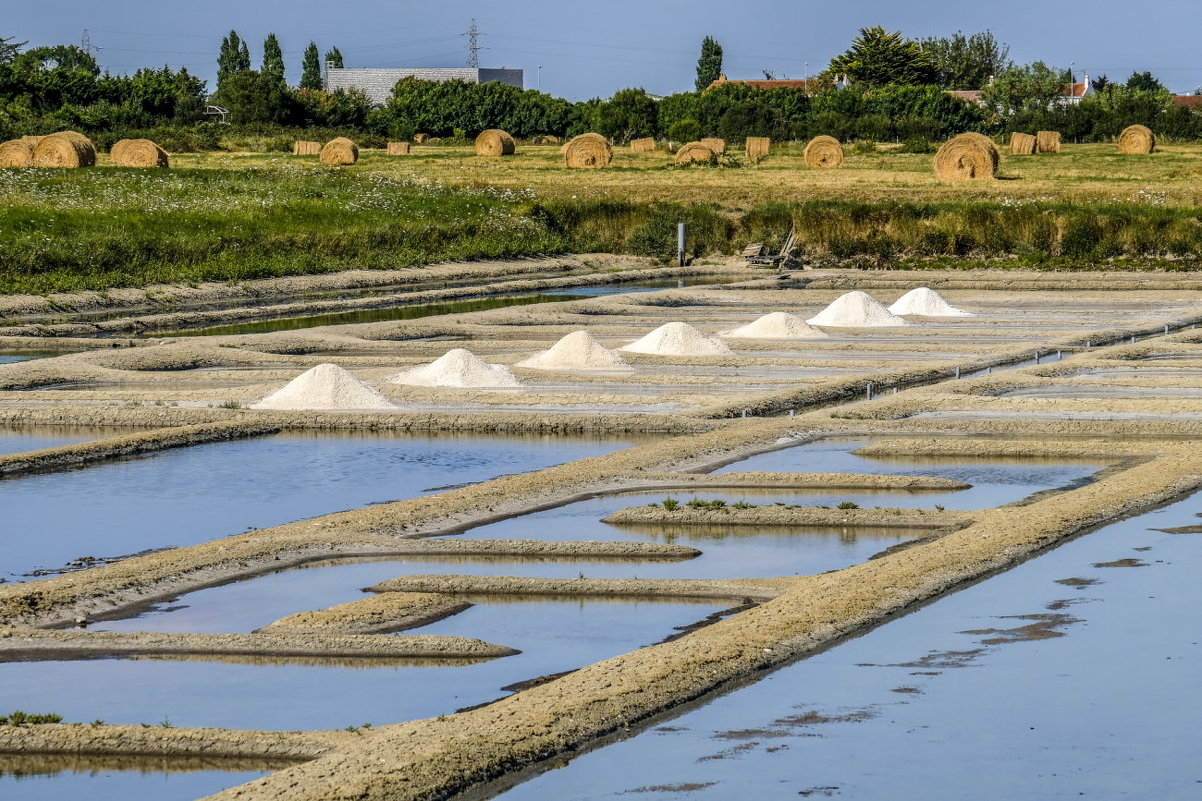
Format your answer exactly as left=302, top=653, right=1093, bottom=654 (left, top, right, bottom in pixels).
left=2, top=141, right=1200, bottom=294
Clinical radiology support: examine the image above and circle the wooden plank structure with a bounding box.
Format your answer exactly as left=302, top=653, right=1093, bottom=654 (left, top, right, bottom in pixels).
left=744, top=226, right=797, bottom=268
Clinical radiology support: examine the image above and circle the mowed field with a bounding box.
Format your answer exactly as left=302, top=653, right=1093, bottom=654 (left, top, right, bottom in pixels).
left=3, top=140, right=1202, bottom=294
left=172, top=140, right=1202, bottom=208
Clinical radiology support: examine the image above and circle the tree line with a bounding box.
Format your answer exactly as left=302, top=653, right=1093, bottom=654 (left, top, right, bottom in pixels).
left=2, top=27, right=1200, bottom=149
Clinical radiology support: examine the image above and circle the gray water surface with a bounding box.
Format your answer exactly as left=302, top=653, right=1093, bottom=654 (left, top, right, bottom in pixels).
left=0, top=760, right=276, bottom=801
left=1, top=431, right=641, bottom=578
left=489, top=493, right=1202, bottom=801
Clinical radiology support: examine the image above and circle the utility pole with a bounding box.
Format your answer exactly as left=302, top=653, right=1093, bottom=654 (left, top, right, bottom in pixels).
left=80, top=29, right=100, bottom=57
left=465, top=19, right=480, bottom=68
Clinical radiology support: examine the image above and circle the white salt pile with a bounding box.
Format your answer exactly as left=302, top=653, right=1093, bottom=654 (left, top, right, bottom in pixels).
left=619, top=322, right=733, bottom=356
left=721, top=312, right=830, bottom=340
left=806, top=291, right=911, bottom=327
left=251, top=363, right=397, bottom=411
left=516, top=331, right=631, bottom=371
left=388, top=348, right=524, bottom=388
left=888, top=287, right=974, bottom=317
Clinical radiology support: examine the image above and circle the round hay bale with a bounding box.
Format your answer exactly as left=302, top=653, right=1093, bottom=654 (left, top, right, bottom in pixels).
left=292, top=140, right=321, bottom=156
left=386, top=141, right=411, bottom=156
left=1118, top=124, right=1155, bottom=154
left=674, top=141, right=716, bottom=166
left=1035, top=130, right=1061, bottom=153
left=110, top=139, right=169, bottom=168
left=33, top=131, right=96, bottom=168
left=475, top=129, right=516, bottom=157
left=700, top=137, right=726, bottom=154
left=629, top=137, right=656, bottom=152
left=804, top=135, right=844, bottom=168
left=18, top=135, right=44, bottom=147
left=413, top=133, right=430, bottom=144
left=540, top=135, right=560, bottom=145
left=1009, top=132, right=1036, bottom=155
left=320, top=137, right=359, bottom=166
left=563, top=133, right=612, bottom=168
left=933, top=132, right=999, bottom=180
left=0, top=140, right=35, bottom=168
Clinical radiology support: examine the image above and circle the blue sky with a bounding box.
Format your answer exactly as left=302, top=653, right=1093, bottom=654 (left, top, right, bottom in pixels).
left=11, top=0, right=1201, bottom=99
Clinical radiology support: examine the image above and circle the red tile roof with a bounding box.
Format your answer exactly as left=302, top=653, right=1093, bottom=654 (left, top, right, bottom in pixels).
left=1171, top=94, right=1202, bottom=109
left=708, top=75, right=815, bottom=92
left=1061, top=81, right=1088, bottom=98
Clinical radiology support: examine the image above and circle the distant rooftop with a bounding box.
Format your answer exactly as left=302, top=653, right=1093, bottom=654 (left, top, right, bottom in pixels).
left=325, top=67, right=524, bottom=105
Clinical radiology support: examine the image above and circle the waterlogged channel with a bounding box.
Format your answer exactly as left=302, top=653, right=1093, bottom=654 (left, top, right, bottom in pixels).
left=147, top=277, right=739, bottom=338
left=0, top=757, right=280, bottom=801
left=488, top=493, right=1202, bottom=801
left=0, top=430, right=644, bottom=579
left=0, top=425, right=114, bottom=456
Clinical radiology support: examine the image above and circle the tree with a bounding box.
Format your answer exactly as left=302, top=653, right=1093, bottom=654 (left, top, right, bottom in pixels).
left=918, top=30, right=1009, bottom=90
left=1, top=33, right=26, bottom=63
left=1091, top=74, right=1111, bottom=93
left=829, top=26, right=936, bottom=88
left=1126, top=71, right=1166, bottom=93
left=217, top=30, right=251, bottom=92
left=300, top=42, right=322, bottom=90
left=325, top=47, right=344, bottom=69
left=593, top=87, right=657, bottom=142
left=694, top=36, right=723, bottom=92
left=980, top=62, right=1064, bottom=115
left=262, top=33, right=285, bottom=89
left=213, top=69, right=292, bottom=124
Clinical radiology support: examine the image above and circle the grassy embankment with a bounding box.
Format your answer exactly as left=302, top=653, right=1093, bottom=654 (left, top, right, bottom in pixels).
left=2, top=142, right=1201, bottom=294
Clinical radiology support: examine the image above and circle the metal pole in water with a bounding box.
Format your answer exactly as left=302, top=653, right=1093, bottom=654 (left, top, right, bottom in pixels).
left=866, top=382, right=873, bottom=400
left=955, top=366, right=961, bottom=379
left=1130, top=335, right=1136, bottom=344
left=789, top=409, right=796, bottom=418
left=741, top=407, right=749, bottom=418
left=1034, top=350, right=1040, bottom=364
left=1086, top=340, right=1091, bottom=349
left=677, top=223, right=686, bottom=268
left=1165, top=324, right=1170, bottom=334
left=1057, top=350, right=1062, bottom=360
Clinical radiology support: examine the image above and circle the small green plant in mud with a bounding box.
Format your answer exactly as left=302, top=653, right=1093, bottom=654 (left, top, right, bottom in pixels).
left=660, top=498, right=680, bottom=511
left=935, top=504, right=946, bottom=511
left=686, top=498, right=727, bottom=511
left=0, top=711, right=63, bottom=726
left=218, top=400, right=242, bottom=409
left=731, top=501, right=755, bottom=510
left=836, top=501, right=860, bottom=510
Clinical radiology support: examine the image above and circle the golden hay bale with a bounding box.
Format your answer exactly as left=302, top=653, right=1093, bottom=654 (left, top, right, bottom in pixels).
left=19, top=135, right=44, bottom=147
left=629, top=137, right=656, bottom=152
left=0, top=140, right=35, bottom=168
left=933, top=132, right=999, bottom=180
left=292, top=141, right=321, bottom=156
left=320, top=137, right=359, bottom=166
left=475, top=129, right=516, bottom=156
left=33, top=131, right=96, bottom=168
left=700, top=137, right=726, bottom=154
left=1118, top=124, right=1155, bottom=154
left=540, top=135, right=560, bottom=145
left=1035, top=131, right=1061, bottom=153
left=674, top=141, right=716, bottom=166
left=110, top=139, right=170, bottom=168
left=386, top=142, right=411, bottom=156
left=413, top=133, right=430, bottom=144
left=804, top=135, right=844, bottom=168
left=1009, top=132, right=1037, bottom=155
left=745, top=136, right=771, bottom=160
left=563, top=133, right=612, bottom=168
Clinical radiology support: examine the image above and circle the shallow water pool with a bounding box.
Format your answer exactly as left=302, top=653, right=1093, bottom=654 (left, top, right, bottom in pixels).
left=0, top=758, right=277, bottom=801
left=488, top=493, right=1202, bottom=801
left=0, top=431, right=642, bottom=578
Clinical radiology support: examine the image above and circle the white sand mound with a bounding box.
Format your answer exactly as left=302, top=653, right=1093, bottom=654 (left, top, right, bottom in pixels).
left=516, top=331, right=631, bottom=371
left=888, top=287, right=974, bottom=317
left=389, top=348, right=524, bottom=388
left=251, top=363, right=396, bottom=411
left=618, top=322, right=733, bottom=356
left=721, top=312, right=830, bottom=340
left=806, top=291, right=911, bottom=327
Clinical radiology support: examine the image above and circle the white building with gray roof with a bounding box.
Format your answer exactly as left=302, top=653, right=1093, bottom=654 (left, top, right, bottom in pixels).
left=325, top=67, right=524, bottom=106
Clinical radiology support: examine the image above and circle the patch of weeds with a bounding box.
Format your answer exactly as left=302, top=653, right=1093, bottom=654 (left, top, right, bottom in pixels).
left=685, top=498, right=727, bottom=511
left=660, top=497, right=679, bottom=511
left=836, top=501, right=859, bottom=510
left=0, top=711, right=63, bottom=726
left=218, top=400, right=242, bottom=409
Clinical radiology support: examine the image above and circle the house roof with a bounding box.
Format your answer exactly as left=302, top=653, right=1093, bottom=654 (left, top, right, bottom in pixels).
left=1171, top=94, right=1202, bottom=109
left=708, top=74, right=815, bottom=92
left=946, top=90, right=983, bottom=103
left=1061, top=81, right=1088, bottom=98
